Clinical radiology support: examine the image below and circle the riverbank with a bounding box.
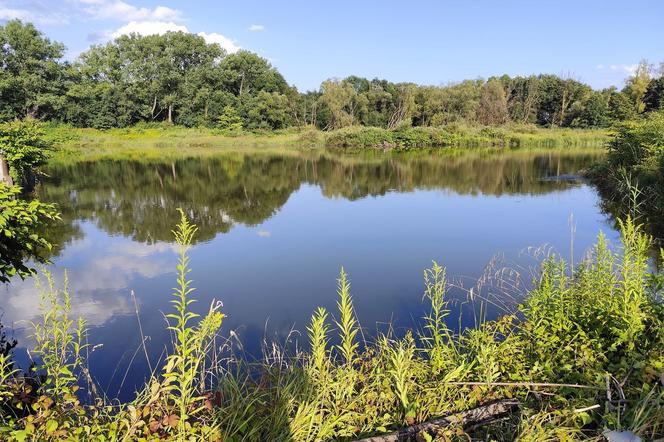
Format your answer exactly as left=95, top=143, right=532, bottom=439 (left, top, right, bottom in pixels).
left=587, top=110, right=664, bottom=242
left=44, top=123, right=609, bottom=160
left=1, top=214, right=662, bottom=441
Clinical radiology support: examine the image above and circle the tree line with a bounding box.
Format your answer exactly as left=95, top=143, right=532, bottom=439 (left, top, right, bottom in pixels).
left=2, top=19, right=664, bottom=131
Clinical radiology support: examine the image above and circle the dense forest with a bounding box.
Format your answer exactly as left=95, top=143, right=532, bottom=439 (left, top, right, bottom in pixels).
left=2, top=19, right=664, bottom=131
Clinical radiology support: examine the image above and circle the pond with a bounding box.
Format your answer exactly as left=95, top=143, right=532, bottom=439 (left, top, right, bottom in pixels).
left=2, top=147, right=619, bottom=400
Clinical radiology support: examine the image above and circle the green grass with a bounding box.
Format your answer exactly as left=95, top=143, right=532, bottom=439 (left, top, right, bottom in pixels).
left=43, top=122, right=609, bottom=162
left=1, top=214, right=662, bottom=441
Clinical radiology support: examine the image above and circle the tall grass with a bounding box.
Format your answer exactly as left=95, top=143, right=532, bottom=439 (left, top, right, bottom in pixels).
left=1, top=217, right=662, bottom=441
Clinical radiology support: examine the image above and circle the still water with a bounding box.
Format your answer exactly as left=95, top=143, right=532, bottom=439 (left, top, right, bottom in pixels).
left=2, top=148, right=619, bottom=399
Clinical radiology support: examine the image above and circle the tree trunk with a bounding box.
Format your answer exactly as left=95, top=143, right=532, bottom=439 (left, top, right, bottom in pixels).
left=168, top=104, right=173, bottom=124
left=151, top=96, right=158, bottom=120
left=0, top=154, right=13, bottom=187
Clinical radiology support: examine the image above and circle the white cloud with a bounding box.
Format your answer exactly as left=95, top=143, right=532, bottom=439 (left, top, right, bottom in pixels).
left=198, top=31, right=241, bottom=53
left=112, top=20, right=187, bottom=38
left=78, top=0, right=183, bottom=22
left=0, top=1, right=69, bottom=25
left=248, top=24, right=264, bottom=32
left=0, top=7, right=29, bottom=20
left=257, top=230, right=271, bottom=237
left=608, top=64, right=638, bottom=75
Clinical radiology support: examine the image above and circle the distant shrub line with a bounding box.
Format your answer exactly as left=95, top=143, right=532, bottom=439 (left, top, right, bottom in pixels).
left=322, top=125, right=608, bottom=149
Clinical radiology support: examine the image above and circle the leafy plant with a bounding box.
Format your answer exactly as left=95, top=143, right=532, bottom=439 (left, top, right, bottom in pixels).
left=161, top=208, right=225, bottom=437
left=0, top=119, right=55, bottom=187
left=0, top=184, right=60, bottom=283
left=307, top=307, right=330, bottom=381
left=334, top=268, right=359, bottom=366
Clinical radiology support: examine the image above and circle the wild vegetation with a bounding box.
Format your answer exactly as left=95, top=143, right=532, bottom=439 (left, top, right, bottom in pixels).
left=1, top=14, right=664, bottom=442
left=2, top=20, right=664, bottom=134
left=589, top=109, right=664, bottom=241
left=0, top=212, right=662, bottom=441
left=0, top=119, right=59, bottom=283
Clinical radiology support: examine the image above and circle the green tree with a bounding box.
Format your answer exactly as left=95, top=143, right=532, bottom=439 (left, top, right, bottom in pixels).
left=569, top=91, right=610, bottom=128
left=608, top=89, right=637, bottom=122
left=68, top=32, right=225, bottom=127
left=242, top=91, right=292, bottom=130
left=477, top=78, right=509, bottom=125
left=644, top=76, right=664, bottom=112
left=0, top=20, right=66, bottom=121
left=0, top=184, right=60, bottom=283
left=319, top=80, right=356, bottom=129
left=218, top=51, right=290, bottom=96
left=623, top=60, right=652, bottom=113
left=503, top=75, right=540, bottom=124
left=536, top=75, right=590, bottom=126
left=217, top=105, right=243, bottom=132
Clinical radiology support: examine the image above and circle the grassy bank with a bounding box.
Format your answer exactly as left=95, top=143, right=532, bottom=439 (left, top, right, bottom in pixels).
left=323, top=124, right=609, bottom=150
left=43, top=123, right=609, bottom=160
left=1, top=213, right=662, bottom=441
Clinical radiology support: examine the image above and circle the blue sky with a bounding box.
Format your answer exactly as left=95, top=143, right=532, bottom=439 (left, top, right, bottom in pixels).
left=1, top=0, right=662, bottom=91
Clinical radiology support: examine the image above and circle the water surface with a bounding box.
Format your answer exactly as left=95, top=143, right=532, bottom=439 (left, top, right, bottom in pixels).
left=2, top=148, right=618, bottom=399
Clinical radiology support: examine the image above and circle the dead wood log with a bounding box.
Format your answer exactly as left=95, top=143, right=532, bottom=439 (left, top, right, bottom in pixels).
left=353, top=399, right=520, bottom=442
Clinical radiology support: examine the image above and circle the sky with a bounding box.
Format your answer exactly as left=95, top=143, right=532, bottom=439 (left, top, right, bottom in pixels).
left=1, top=0, right=663, bottom=92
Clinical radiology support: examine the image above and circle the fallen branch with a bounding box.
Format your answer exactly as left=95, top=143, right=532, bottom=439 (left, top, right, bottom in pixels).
left=443, top=381, right=603, bottom=390
left=353, top=399, right=520, bottom=442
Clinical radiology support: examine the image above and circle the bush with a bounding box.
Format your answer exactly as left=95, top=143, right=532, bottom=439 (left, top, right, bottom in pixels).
left=607, top=111, right=664, bottom=170
left=0, top=184, right=60, bottom=283
left=0, top=119, right=55, bottom=188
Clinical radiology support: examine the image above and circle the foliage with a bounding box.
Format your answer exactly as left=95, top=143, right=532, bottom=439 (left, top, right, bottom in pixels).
left=2, top=20, right=661, bottom=133
left=161, top=209, right=224, bottom=437
left=590, top=110, right=664, bottom=238
left=217, top=105, right=244, bottom=132
left=0, top=118, right=55, bottom=187
left=324, top=124, right=607, bottom=149
left=0, top=184, right=60, bottom=283
left=644, top=76, right=664, bottom=112
left=0, top=20, right=65, bottom=121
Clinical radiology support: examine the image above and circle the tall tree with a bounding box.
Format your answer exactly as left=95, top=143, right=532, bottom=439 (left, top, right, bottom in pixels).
left=623, top=59, right=652, bottom=113
left=218, top=51, right=290, bottom=96
left=0, top=20, right=66, bottom=121
left=319, top=80, right=356, bottom=129
left=477, top=78, right=509, bottom=125
left=644, top=76, right=664, bottom=112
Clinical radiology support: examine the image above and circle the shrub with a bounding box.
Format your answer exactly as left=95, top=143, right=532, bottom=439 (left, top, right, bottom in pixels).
left=0, top=184, right=60, bottom=283
left=0, top=119, right=55, bottom=188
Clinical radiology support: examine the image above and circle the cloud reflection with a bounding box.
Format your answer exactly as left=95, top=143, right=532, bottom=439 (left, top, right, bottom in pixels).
left=1, top=223, right=178, bottom=346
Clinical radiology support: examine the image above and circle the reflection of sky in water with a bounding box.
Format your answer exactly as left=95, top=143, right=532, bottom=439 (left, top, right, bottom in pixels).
left=1, top=163, right=619, bottom=400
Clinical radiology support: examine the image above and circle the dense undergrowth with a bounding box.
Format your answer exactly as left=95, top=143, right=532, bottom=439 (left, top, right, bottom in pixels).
left=322, top=124, right=608, bottom=150
left=1, top=213, right=663, bottom=441
left=589, top=110, right=664, bottom=241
